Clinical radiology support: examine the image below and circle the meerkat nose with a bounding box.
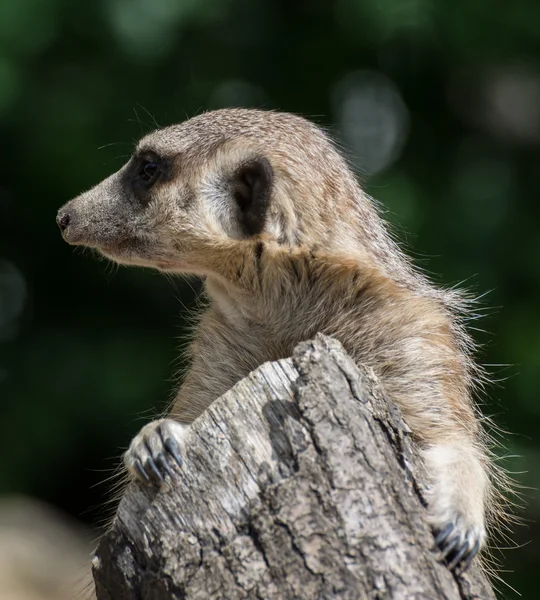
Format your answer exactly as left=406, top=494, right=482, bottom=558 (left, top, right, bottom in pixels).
left=56, top=211, right=71, bottom=231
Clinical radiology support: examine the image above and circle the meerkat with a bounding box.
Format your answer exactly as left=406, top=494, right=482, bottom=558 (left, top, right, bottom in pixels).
left=57, top=108, right=504, bottom=574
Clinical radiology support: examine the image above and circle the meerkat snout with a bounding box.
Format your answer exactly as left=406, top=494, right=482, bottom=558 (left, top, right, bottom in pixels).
left=56, top=202, right=83, bottom=245
left=56, top=211, right=70, bottom=232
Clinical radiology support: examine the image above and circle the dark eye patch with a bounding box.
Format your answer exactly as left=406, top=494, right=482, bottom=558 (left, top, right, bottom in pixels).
left=128, top=150, right=171, bottom=203
left=135, top=152, right=162, bottom=188
left=139, top=160, right=160, bottom=184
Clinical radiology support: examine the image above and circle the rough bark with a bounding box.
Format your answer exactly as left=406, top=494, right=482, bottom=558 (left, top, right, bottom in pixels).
left=93, top=335, right=495, bottom=600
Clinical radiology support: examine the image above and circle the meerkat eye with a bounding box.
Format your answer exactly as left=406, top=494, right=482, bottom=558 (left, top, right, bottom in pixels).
left=139, top=161, right=160, bottom=184
left=131, top=153, right=165, bottom=199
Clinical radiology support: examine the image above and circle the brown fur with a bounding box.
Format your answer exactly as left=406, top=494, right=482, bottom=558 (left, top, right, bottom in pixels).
left=57, top=109, right=513, bottom=592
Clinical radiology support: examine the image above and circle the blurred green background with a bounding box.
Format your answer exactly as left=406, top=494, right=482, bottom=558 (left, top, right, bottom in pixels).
left=0, top=0, right=538, bottom=595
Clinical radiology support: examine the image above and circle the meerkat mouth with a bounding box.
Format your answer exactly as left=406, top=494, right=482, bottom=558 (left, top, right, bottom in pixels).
left=97, top=243, right=185, bottom=273
left=156, top=262, right=179, bottom=271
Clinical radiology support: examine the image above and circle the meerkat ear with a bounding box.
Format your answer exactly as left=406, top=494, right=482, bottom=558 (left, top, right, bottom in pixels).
left=231, top=157, right=273, bottom=236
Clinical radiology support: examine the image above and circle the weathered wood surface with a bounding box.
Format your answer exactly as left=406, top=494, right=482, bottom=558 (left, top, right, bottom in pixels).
left=93, top=335, right=495, bottom=599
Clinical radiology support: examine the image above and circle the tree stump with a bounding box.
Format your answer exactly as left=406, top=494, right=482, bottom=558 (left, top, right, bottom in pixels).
left=93, top=335, right=495, bottom=599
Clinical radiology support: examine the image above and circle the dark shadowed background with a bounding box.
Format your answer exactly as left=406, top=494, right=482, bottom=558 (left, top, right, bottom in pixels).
left=0, top=0, right=539, bottom=596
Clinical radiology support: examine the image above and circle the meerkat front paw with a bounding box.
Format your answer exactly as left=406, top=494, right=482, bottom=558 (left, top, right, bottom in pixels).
left=124, top=418, right=187, bottom=485
left=433, top=516, right=485, bottom=573
left=423, top=443, right=488, bottom=573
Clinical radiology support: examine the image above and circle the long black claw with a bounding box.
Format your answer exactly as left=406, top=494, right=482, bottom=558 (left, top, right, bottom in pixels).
left=460, top=539, right=480, bottom=573
left=441, top=535, right=461, bottom=559
left=434, top=523, right=454, bottom=548
left=447, top=540, right=471, bottom=571
left=164, top=437, right=183, bottom=469
left=157, top=453, right=175, bottom=479
left=145, top=457, right=165, bottom=484
left=135, top=459, right=151, bottom=483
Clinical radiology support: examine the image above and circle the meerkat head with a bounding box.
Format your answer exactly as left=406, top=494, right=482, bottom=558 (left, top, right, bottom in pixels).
left=57, top=108, right=369, bottom=274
